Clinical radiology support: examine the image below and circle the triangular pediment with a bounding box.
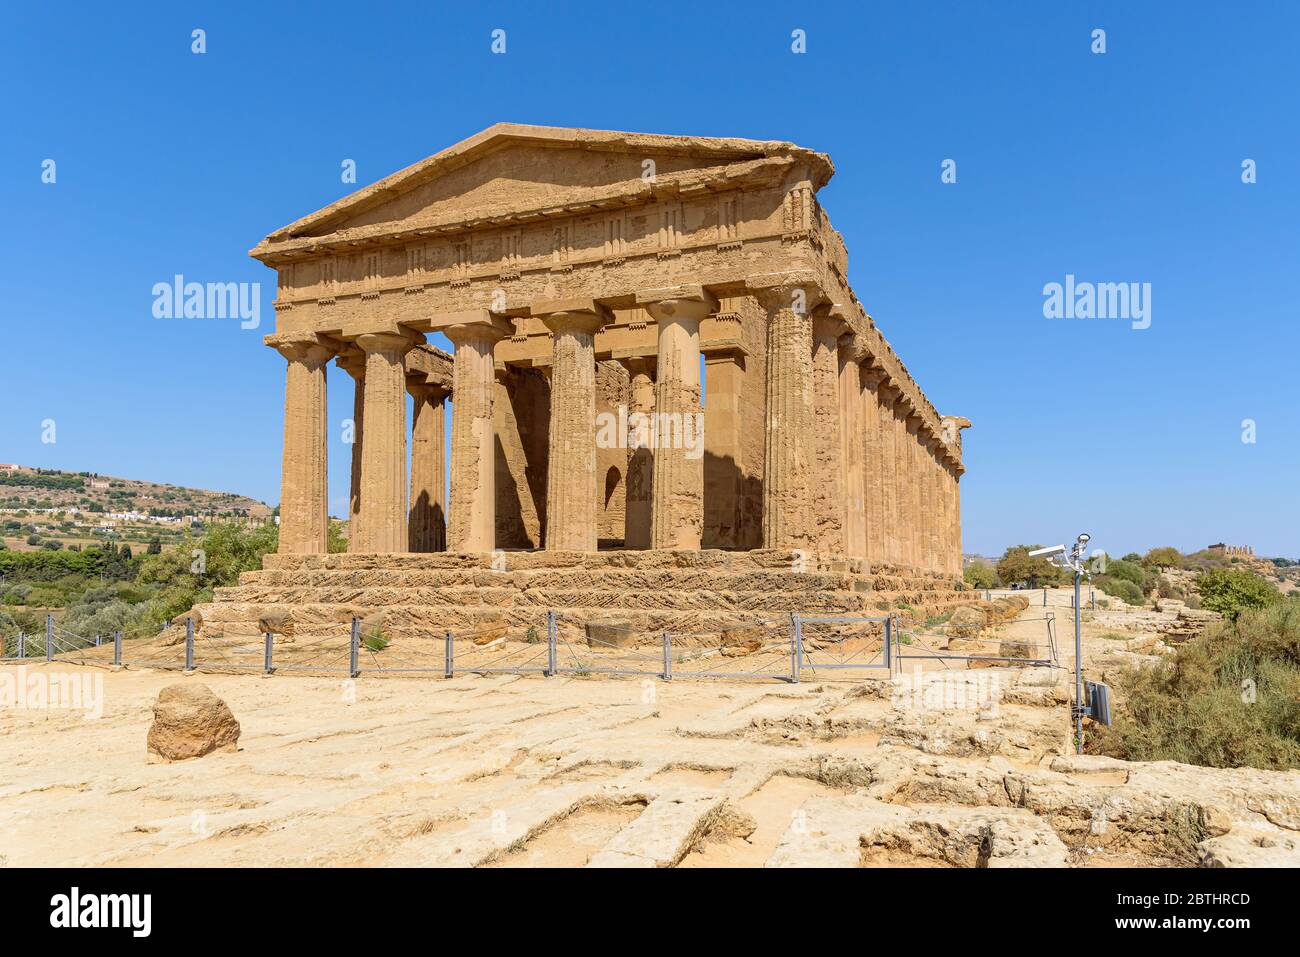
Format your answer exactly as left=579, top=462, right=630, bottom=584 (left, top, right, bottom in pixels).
left=252, top=123, right=832, bottom=260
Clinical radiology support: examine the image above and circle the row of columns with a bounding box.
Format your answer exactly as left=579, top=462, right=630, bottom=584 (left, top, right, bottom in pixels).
left=273, top=285, right=962, bottom=574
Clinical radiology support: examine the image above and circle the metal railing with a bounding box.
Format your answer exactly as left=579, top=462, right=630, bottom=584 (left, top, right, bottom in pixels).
left=4, top=607, right=1066, bottom=682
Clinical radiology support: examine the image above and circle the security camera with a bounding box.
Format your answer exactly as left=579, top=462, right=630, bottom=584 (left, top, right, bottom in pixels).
left=1028, top=544, right=1067, bottom=558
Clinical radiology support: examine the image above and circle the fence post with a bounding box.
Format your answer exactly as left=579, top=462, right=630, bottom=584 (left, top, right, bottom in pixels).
left=1091, top=589, right=1096, bottom=610
left=113, top=631, right=122, bottom=667
left=185, top=617, right=195, bottom=671
left=545, top=611, right=557, bottom=677
left=18, top=631, right=25, bottom=659
left=791, top=613, right=803, bottom=684
left=1043, top=588, right=1047, bottom=607
left=661, top=632, right=672, bottom=681
left=46, top=614, right=53, bottom=662
left=263, top=632, right=274, bottom=675
left=884, top=616, right=893, bottom=671
left=349, top=617, right=360, bottom=678
left=444, top=631, right=454, bottom=679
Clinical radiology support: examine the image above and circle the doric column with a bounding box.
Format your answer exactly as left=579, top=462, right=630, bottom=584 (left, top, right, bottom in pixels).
left=408, top=380, right=448, bottom=552
left=353, top=331, right=418, bottom=553
left=950, top=465, right=963, bottom=575
left=753, top=277, right=817, bottom=551
left=445, top=313, right=513, bottom=553
left=273, top=336, right=333, bottom=554
left=637, top=285, right=717, bottom=551
left=861, top=367, right=887, bottom=564
left=905, top=411, right=923, bottom=570
left=922, top=434, right=940, bottom=572
left=838, top=336, right=869, bottom=559
left=623, top=357, right=655, bottom=549
left=876, top=382, right=901, bottom=565
left=336, top=350, right=367, bottom=551
left=703, top=351, right=744, bottom=549
left=811, top=308, right=849, bottom=556
left=532, top=299, right=611, bottom=552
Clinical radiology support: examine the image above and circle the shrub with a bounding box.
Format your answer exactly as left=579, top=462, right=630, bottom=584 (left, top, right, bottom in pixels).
left=1092, top=603, right=1300, bottom=769
left=1143, top=547, right=1183, bottom=569
left=1096, top=576, right=1144, bottom=606
left=963, top=563, right=998, bottom=590
left=1195, top=568, right=1281, bottom=621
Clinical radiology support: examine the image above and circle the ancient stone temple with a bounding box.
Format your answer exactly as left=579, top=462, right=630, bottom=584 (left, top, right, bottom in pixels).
left=204, top=124, right=972, bottom=644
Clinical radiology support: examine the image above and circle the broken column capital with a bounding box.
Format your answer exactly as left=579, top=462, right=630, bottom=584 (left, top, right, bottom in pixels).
left=268, top=333, right=334, bottom=367
left=356, top=330, right=421, bottom=356
left=531, top=297, right=613, bottom=337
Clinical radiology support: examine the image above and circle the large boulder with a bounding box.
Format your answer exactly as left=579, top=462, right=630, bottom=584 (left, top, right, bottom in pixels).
left=945, top=605, right=987, bottom=639
left=147, top=683, right=241, bottom=762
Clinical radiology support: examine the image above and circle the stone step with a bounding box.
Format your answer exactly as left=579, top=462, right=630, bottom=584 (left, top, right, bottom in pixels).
left=237, top=567, right=864, bottom=591
left=210, top=585, right=880, bottom=613
left=260, top=548, right=957, bottom=581
left=234, top=566, right=959, bottom=595
left=261, top=548, right=816, bottom=573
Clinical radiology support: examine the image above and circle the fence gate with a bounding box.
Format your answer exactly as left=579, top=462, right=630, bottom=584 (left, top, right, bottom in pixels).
left=894, top=613, right=1059, bottom=669
left=792, top=614, right=893, bottom=681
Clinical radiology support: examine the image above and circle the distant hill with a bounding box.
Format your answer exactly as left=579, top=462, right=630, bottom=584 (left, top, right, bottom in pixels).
left=0, top=465, right=271, bottom=553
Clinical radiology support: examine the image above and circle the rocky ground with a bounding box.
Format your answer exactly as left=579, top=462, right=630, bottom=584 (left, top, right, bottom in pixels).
left=1, top=591, right=1296, bottom=868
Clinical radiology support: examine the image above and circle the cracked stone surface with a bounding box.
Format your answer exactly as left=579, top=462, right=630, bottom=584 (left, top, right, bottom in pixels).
left=2, top=653, right=1297, bottom=867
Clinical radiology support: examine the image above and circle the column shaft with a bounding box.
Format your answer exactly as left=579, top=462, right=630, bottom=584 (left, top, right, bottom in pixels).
left=409, top=385, right=447, bottom=552
left=760, top=293, right=815, bottom=551
left=447, top=320, right=508, bottom=552
left=640, top=289, right=715, bottom=550
left=703, top=353, right=744, bottom=549
left=839, top=343, right=867, bottom=559
left=276, top=340, right=332, bottom=554
left=811, top=316, right=846, bottom=556
left=624, top=359, right=655, bottom=549
left=538, top=310, right=605, bottom=551
left=355, top=333, right=414, bottom=553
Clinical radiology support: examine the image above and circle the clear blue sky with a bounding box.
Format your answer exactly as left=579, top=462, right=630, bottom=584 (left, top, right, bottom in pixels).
left=2, top=1, right=1296, bottom=559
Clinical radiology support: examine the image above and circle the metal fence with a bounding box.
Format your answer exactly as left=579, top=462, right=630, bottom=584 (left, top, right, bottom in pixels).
left=3, top=608, right=1066, bottom=681
left=894, top=612, right=1059, bottom=668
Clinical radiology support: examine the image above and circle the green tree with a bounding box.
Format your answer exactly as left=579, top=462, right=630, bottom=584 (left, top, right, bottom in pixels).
left=1195, top=568, right=1282, bottom=620
left=995, top=545, right=1064, bottom=587
left=963, top=562, right=998, bottom=590
left=1143, top=547, right=1182, bottom=569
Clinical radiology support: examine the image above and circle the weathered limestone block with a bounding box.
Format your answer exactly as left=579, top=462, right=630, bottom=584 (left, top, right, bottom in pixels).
left=586, top=620, right=637, bottom=649
left=256, top=609, right=295, bottom=636
left=945, top=605, right=987, bottom=638
left=147, top=684, right=241, bottom=762
left=718, top=621, right=764, bottom=657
